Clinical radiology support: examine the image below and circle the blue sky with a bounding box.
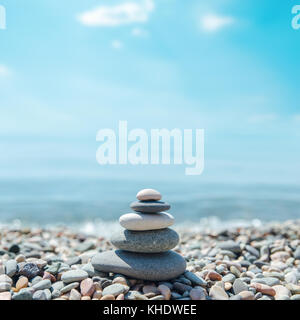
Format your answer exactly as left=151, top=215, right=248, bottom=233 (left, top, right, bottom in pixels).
left=0, top=0, right=300, bottom=183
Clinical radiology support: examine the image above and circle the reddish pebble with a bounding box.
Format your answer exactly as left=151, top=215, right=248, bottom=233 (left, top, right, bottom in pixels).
left=80, top=278, right=95, bottom=297
left=206, top=271, right=222, bottom=281
left=251, top=283, right=276, bottom=296
left=43, top=271, right=56, bottom=283
left=143, top=285, right=159, bottom=295
left=93, top=291, right=102, bottom=299
left=239, top=291, right=255, bottom=300
left=116, top=294, right=124, bottom=300
left=101, top=295, right=115, bottom=300
left=190, top=288, right=206, bottom=300
left=158, top=284, right=171, bottom=300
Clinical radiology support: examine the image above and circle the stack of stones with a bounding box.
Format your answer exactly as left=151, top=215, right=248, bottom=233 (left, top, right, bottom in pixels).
left=92, top=189, right=186, bottom=281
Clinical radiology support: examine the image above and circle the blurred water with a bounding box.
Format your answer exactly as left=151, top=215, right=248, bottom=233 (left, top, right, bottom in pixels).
left=0, top=178, right=299, bottom=230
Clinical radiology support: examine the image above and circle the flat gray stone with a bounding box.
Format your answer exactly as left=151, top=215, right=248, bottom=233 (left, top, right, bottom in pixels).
left=130, top=201, right=170, bottom=213
left=91, top=250, right=186, bottom=281
left=233, top=279, right=248, bottom=294
left=102, top=283, right=127, bottom=297
left=51, top=281, right=64, bottom=291
left=110, top=228, right=179, bottom=253
left=31, top=276, right=43, bottom=285
left=51, top=289, right=61, bottom=299
left=44, top=289, right=52, bottom=300
left=12, top=288, right=34, bottom=300
left=60, top=282, right=79, bottom=294
left=222, top=273, right=236, bottom=283
left=32, top=279, right=51, bottom=291
left=61, top=270, right=88, bottom=284
left=245, top=245, right=260, bottom=258
left=125, top=290, right=148, bottom=300
left=217, top=241, right=241, bottom=254
left=184, top=271, right=207, bottom=286
left=263, top=277, right=280, bottom=286
left=33, top=290, right=47, bottom=300
left=81, top=263, right=95, bottom=277
left=5, top=259, right=17, bottom=277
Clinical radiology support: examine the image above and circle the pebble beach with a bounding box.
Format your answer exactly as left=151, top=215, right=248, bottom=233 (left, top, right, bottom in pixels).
left=1, top=220, right=300, bottom=301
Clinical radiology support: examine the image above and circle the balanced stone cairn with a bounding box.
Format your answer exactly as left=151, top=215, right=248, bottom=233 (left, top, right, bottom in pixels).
left=91, top=189, right=186, bottom=281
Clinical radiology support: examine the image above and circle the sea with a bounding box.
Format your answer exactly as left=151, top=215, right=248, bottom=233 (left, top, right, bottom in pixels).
left=0, top=177, right=299, bottom=236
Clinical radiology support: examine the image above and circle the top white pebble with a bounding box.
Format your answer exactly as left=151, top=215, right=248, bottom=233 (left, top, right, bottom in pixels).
left=136, top=189, right=162, bottom=201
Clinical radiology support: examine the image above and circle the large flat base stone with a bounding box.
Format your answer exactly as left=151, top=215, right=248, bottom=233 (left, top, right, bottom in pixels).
left=91, top=250, right=186, bottom=281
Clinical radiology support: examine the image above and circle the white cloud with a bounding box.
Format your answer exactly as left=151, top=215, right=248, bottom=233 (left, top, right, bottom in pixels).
left=111, top=40, right=123, bottom=49
left=200, top=14, right=234, bottom=32
left=0, top=64, right=10, bottom=77
left=78, top=0, right=155, bottom=27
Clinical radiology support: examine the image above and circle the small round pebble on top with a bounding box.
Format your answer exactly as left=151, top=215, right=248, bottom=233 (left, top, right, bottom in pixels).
left=136, top=189, right=162, bottom=201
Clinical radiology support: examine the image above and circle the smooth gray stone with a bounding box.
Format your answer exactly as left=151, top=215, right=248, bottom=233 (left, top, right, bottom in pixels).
left=61, top=270, right=88, bottom=284
left=31, top=276, right=43, bottom=285
left=44, top=289, right=52, bottom=300
left=81, top=262, right=95, bottom=277
left=171, top=292, right=182, bottom=299
left=110, top=228, right=179, bottom=253
left=60, top=282, right=79, bottom=294
left=263, top=272, right=284, bottom=280
left=12, top=288, right=33, bottom=300
left=102, top=283, right=127, bottom=297
left=66, top=256, right=81, bottom=266
left=5, top=259, right=17, bottom=277
left=125, top=291, right=148, bottom=300
left=51, top=281, right=64, bottom=291
left=233, top=279, right=248, bottom=294
left=222, top=273, right=236, bottom=283
left=285, top=271, right=300, bottom=284
left=217, top=241, right=241, bottom=254
left=92, top=250, right=186, bottom=281
left=33, top=290, right=47, bottom=300
left=130, top=201, right=170, bottom=213
left=245, top=245, right=260, bottom=258
left=263, top=277, right=280, bottom=286
left=184, top=271, right=207, bottom=286
left=51, top=289, right=61, bottom=299
left=32, top=279, right=51, bottom=291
